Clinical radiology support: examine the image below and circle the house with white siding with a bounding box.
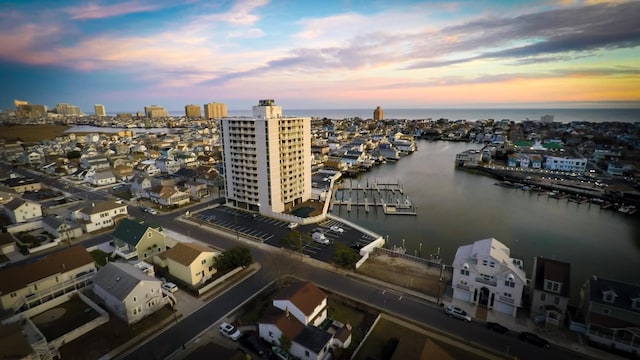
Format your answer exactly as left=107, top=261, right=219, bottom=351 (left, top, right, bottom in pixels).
left=452, top=238, right=527, bottom=317
left=3, top=198, right=42, bottom=224
left=70, top=200, right=128, bottom=233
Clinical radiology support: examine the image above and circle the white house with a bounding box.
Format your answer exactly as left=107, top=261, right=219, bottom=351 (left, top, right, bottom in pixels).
left=85, top=169, right=117, bottom=186
left=130, top=175, right=152, bottom=199
left=452, top=238, right=527, bottom=317
left=3, top=198, right=42, bottom=224
left=70, top=200, right=128, bottom=233
left=259, top=282, right=349, bottom=360
left=91, top=262, right=168, bottom=325
left=544, top=156, right=587, bottom=172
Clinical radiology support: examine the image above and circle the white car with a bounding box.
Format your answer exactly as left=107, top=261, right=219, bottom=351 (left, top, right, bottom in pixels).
left=330, top=225, right=344, bottom=233
left=287, top=222, right=299, bottom=229
left=141, top=207, right=158, bottom=215
left=312, top=232, right=329, bottom=245
left=445, top=305, right=471, bottom=322
left=161, top=282, right=178, bottom=293
left=219, top=322, right=241, bottom=341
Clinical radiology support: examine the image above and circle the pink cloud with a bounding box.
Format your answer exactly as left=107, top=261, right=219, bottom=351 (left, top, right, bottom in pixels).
left=65, top=1, right=165, bottom=20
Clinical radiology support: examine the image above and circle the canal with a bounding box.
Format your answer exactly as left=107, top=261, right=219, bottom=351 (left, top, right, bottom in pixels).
left=332, top=140, right=640, bottom=301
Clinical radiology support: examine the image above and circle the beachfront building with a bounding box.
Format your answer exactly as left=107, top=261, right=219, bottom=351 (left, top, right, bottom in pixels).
left=452, top=238, right=527, bottom=317
left=219, top=99, right=311, bottom=215
left=94, top=104, right=106, bottom=116
left=544, top=156, right=587, bottom=172
left=373, top=106, right=384, bottom=121
left=185, top=104, right=201, bottom=119
left=204, top=102, right=227, bottom=119
left=144, top=105, right=168, bottom=119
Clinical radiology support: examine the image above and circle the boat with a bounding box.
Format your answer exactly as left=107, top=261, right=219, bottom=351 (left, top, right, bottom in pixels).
left=618, top=205, right=637, bottom=214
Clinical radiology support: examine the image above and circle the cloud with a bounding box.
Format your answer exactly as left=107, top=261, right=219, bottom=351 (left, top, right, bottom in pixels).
left=65, top=1, right=168, bottom=20
left=200, top=0, right=269, bottom=25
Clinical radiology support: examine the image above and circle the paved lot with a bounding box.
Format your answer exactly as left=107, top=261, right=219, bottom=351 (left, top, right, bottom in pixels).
left=191, top=206, right=378, bottom=263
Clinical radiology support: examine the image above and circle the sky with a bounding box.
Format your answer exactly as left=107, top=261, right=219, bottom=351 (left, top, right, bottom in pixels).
left=1, top=0, right=639, bottom=112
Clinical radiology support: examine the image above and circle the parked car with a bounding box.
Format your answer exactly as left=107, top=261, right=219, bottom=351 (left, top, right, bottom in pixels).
left=141, top=207, right=158, bottom=215
left=330, top=225, right=344, bottom=233
left=486, top=322, right=510, bottom=334
left=287, top=222, right=299, bottom=229
left=272, top=346, right=294, bottom=360
left=312, top=232, right=329, bottom=245
left=519, top=331, right=550, bottom=348
left=161, top=282, right=178, bottom=293
left=219, top=322, right=241, bottom=341
left=239, top=332, right=267, bottom=356
left=445, top=305, right=472, bottom=322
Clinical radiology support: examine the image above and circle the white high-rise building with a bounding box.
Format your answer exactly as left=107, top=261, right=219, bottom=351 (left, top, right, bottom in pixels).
left=219, top=99, right=311, bottom=215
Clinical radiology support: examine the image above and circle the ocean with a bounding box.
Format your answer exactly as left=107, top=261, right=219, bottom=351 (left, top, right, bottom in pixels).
left=163, top=108, right=640, bottom=123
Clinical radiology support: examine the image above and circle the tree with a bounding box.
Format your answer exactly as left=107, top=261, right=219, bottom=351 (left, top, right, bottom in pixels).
left=279, top=334, right=292, bottom=351
left=66, top=150, right=81, bottom=160
left=333, top=242, right=360, bottom=269
left=279, top=230, right=311, bottom=252
left=215, top=246, right=252, bottom=272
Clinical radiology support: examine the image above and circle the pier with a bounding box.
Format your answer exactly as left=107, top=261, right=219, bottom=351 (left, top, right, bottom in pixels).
left=332, top=179, right=417, bottom=215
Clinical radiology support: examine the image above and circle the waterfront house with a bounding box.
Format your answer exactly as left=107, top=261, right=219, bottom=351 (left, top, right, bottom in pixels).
left=92, top=262, right=168, bottom=325
left=452, top=238, right=527, bottom=317
left=162, top=242, right=218, bottom=286
left=111, top=218, right=167, bottom=261
left=0, top=245, right=96, bottom=311
left=3, top=198, right=42, bottom=224
left=529, top=257, right=571, bottom=326
left=579, top=276, right=640, bottom=356
left=544, top=156, right=587, bottom=172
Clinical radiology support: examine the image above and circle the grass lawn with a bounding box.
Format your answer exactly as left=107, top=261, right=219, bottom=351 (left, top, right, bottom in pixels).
left=237, top=282, right=279, bottom=324
left=90, top=249, right=111, bottom=267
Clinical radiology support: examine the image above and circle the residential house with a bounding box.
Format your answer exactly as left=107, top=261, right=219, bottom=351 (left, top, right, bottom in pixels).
left=175, top=152, right=198, bottom=168
left=70, top=200, right=128, bottom=233
left=85, top=169, right=117, bottom=186
left=130, top=176, right=152, bottom=199
left=81, top=155, right=111, bottom=170
left=259, top=282, right=350, bottom=360
left=452, top=238, right=527, bottom=317
left=0, top=322, right=37, bottom=360
left=3, top=198, right=42, bottom=224
left=24, top=151, right=43, bottom=165
left=194, top=166, right=221, bottom=186
left=0, top=245, right=96, bottom=311
left=607, top=162, right=633, bottom=176
left=0, top=177, right=42, bottom=194
left=0, top=232, right=16, bottom=255
left=185, top=181, right=209, bottom=200
left=163, top=242, right=218, bottom=286
left=148, top=186, right=190, bottom=207
left=42, top=215, right=83, bottom=241
left=92, top=262, right=168, bottom=325
left=155, top=158, right=181, bottom=175
left=544, top=156, right=587, bottom=172
left=111, top=218, right=167, bottom=261
left=134, top=160, right=161, bottom=177
left=530, top=257, right=571, bottom=326
left=579, top=276, right=640, bottom=355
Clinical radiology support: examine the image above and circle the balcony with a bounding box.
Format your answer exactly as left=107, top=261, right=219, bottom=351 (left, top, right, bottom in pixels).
left=475, top=277, right=497, bottom=287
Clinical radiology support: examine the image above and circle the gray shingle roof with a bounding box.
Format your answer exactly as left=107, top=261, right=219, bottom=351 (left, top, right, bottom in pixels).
left=92, top=262, right=160, bottom=301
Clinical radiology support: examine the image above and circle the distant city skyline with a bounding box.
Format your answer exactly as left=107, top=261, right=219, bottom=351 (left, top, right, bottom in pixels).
left=1, top=0, right=639, bottom=111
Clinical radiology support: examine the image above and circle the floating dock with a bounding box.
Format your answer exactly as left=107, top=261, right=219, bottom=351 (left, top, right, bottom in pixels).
left=332, top=180, right=417, bottom=215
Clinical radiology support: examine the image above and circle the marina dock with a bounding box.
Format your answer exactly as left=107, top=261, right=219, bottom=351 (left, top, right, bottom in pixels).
left=332, top=180, right=417, bottom=215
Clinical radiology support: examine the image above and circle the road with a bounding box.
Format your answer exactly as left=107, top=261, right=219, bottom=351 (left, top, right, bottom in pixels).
left=1, top=164, right=595, bottom=360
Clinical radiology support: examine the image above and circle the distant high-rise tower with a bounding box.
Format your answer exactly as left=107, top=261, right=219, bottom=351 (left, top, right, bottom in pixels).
left=184, top=104, right=201, bottom=118
left=14, top=99, right=28, bottom=108
left=204, top=102, right=227, bottom=119
left=55, top=103, right=81, bottom=116
left=373, top=106, right=384, bottom=121
left=219, top=99, right=311, bottom=215
left=540, top=115, right=554, bottom=123
left=94, top=104, right=106, bottom=117
left=144, top=105, right=168, bottom=118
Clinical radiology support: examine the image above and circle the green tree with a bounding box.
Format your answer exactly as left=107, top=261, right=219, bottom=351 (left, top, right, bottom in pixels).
left=280, top=230, right=311, bottom=252
left=66, top=150, right=81, bottom=160
left=279, top=334, right=292, bottom=351
left=215, top=246, right=252, bottom=272
left=333, top=242, right=360, bottom=269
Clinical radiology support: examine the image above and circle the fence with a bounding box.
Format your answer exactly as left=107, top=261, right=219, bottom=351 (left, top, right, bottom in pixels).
left=372, top=247, right=452, bottom=272
left=197, top=266, right=244, bottom=295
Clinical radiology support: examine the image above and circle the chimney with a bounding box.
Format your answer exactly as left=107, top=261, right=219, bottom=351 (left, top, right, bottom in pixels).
left=285, top=306, right=289, bottom=318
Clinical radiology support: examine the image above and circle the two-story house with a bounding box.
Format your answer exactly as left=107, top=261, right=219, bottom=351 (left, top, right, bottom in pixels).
left=70, top=200, right=128, bottom=233
left=259, top=282, right=350, bottom=360
left=155, top=158, right=181, bottom=175
left=579, top=276, right=640, bottom=355
left=130, top=175, right=152, bottom=199
left=530, top=257, right=571, bottom=326
left=452, top=238, right=527, bottom=317
left=92, top=262, right=168, bottom=325
left=0, top=245, right=96, bottom=311
left=0, top=177, right=42, bottom=194
left=85, top=169, right=117, bottom=187
left=3, top=198, right=42, bottom=224
left=162, top=242, right=218, bottom=286
left=111, top=218, right=167, bottom=261
left=148, top=186, right=190, bottom=207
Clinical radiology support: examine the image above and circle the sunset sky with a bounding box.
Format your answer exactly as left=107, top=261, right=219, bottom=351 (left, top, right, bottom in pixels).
left=1, top=0, right=639, bottom=112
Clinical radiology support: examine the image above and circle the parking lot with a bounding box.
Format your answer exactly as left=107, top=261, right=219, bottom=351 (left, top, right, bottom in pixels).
left=191, top=206, right=378, bottom=263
